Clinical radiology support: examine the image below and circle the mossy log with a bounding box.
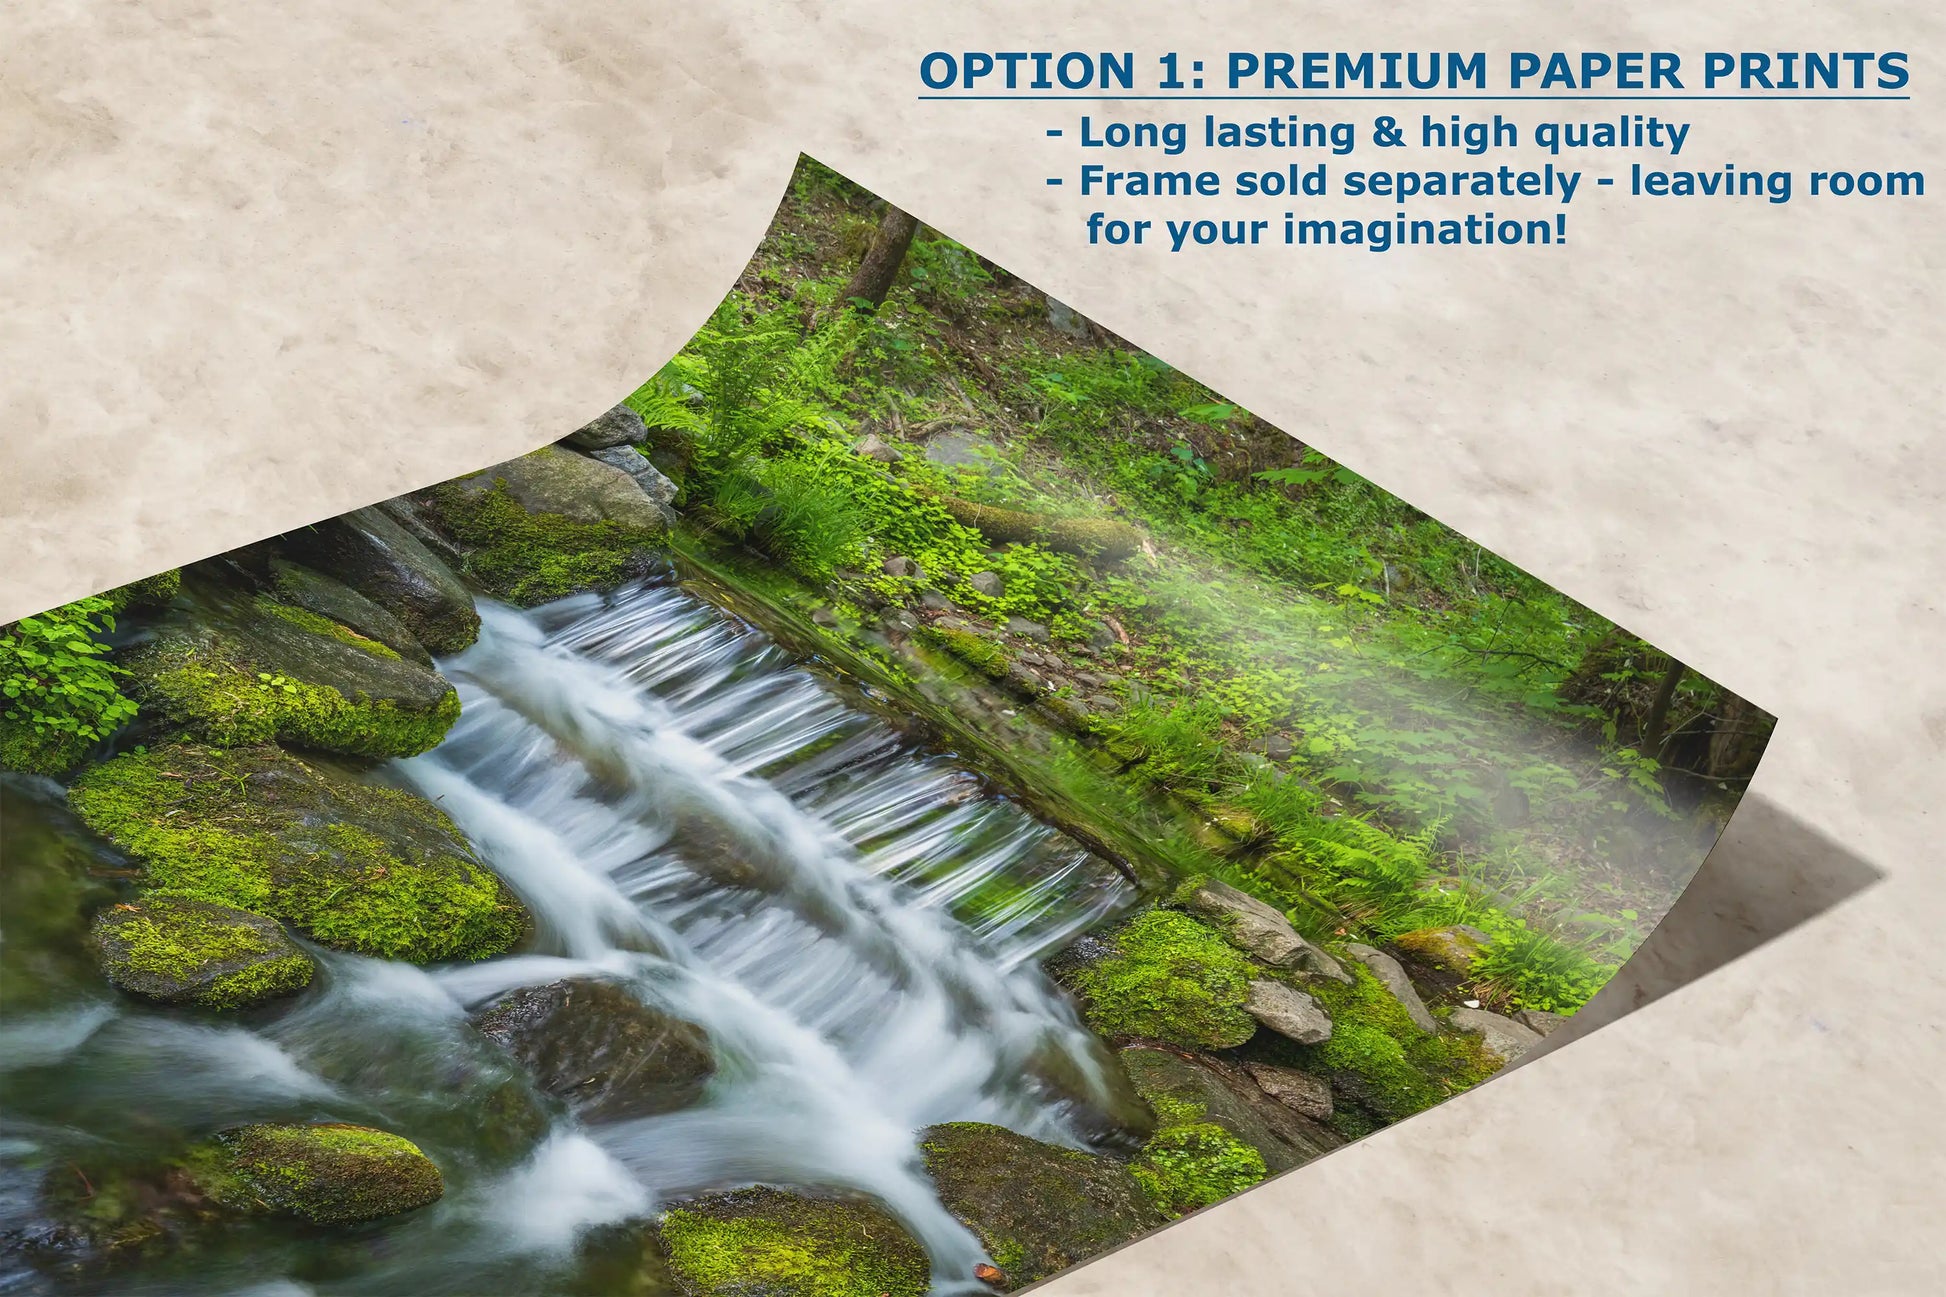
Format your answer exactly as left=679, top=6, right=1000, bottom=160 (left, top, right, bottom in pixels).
left=933, top=496, right=1142, bottom=563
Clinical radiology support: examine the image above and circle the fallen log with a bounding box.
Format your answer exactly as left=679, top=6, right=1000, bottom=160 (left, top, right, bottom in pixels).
left=934, top=495, right=1143, bottom=562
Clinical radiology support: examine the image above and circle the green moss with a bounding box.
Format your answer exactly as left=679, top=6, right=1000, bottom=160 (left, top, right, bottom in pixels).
left=103, top=568, right=183, bottom=613
left=1298, top=963, right=1498, bottom=1125
left=1130, top=1120, right=1268, bottom=1218
left=199, top=1123, right=443, bottom=1225
left=257, top=599, right=402, bottom=660
left=918, top=624, right=1013, bottom=680
left=106, top=895, right=313, bottom=1010
left=658, top=1188, right=928, bottom=1297
left=135, top=639, right=457, bottom=759
left=0, top=724, right=93, bottom=777
left=1070, top=909, right=1258, bottom=1049
left=420, top=481, right=662, bottom=606
left=69, top=744, right=525, bottom=963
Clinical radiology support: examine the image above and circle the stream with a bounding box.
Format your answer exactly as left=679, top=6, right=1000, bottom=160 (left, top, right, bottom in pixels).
left=0, top=576, right=1137, bottom=1295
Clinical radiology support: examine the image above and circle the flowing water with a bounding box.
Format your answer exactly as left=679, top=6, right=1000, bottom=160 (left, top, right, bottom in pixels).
left=0, top=576, right=1137, bottom=1295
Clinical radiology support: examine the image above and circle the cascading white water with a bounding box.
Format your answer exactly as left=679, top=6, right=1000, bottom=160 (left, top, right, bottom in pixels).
left=390, top=582, right=1135, bottom=1293
left=0, top=577, right=1135, bottom=1297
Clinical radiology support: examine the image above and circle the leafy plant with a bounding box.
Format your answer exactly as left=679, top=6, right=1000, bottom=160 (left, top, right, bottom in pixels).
left=0, top=596, right=138, bottom=774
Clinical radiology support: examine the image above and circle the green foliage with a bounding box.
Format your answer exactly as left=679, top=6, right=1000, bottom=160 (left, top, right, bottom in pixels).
left=1466, top=916, right=1611, bottom=1013
left=1130, top=1119, right=1267, bottom=1218
left=0, top=596, right=138, bottom=775
left=1100, top=696, right=1229, bottom=790
left=1070, top=910, right=1258, bottom=1049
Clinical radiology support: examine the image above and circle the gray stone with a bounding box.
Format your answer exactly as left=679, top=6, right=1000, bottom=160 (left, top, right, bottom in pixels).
left=920, top=427, right=994, bottom=470
left=561, top=403, right=649, bottom=451
left=90, top=895, right=314, bottom=1011
left=1448, top=1006, right=1544, bottom=1064
left=854, top=433, right=903, bottom=463
left=1118, top=1045, right=1340, bottom=1172
left=1516, top=1008, right=1572, bottom=1037
left=1247, top=734, right=1296, bottom=761
left=1174, top=875, right=1347, bottom=980
left=586, top=445, right=679, bottom=514
left=471, top=978, right=715, bottom=1123
left=450, top=445, right=670, bottom=534
left=1243, top=979, right=1333, bottom=1045
left=1344, top=942, right=1439, bottom=1033
left=1006, top=616, right=1051, bottom=642
left=1395, top=924, right=1491, bottom=973
left=1241, top=1062, right=1333, bottom=1121
left=967, top=570, right=1004, bottom=597
left=1046, top=297, right=1090, bottom=338
left=920, top=591, right=956, bottom=613
left=881, top=555, right=916, bottom=578
left=1085, top=622, right=1119, bottom=652
left=267, top=558, right=432, bottom=665
left=281, top=505, right=480, bottom=653
left=1085, top=693, right=1122, bottom=713
left=810, top=608, right=838, bottom=627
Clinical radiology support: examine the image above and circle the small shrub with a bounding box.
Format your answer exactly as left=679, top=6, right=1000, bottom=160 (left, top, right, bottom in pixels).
left=0, top=596, right=137, bottom=774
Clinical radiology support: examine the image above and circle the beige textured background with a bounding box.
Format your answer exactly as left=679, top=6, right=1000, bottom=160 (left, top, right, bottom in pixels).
left=3, top=2, right=1941, bottom=1292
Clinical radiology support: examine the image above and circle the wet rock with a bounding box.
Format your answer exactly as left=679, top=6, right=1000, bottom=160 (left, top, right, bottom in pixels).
left=1170, top=876, right=1348, bottom=980
left=658, top=1187, right=928, bottom=1297
left=1118, top=1045, right=1340, bottom=1173
left=1449, top=1007, right=1544, bottom=1064
left=587, top=446, right=680, bottom=517
left=267, top=558, right=432, bottom=665
left=417, top=446, right=671, bottom=605
left=1241, top=1062, right=1332, bottom=1121
left=1393, top=925, right=1490, bottom=974
left=881, top=555, right=918, bottom=578
left=966, top=571, right=1004, bottom=597
left=1243, top=979, right=1333, bottom=1045
left=1344, top=943, right=1439, bottom=1033
left=563, top=403, right=650, bottom=451
left=281, top=505, right=481, bottom=653
left=1025, top=1034, right=1156, bottom=1149
left=121, top=583, right=460, bottom=759
left=89, top=895, right=313, bottom=1011
left=919, top=591, right=956, bottom=613
left=448, top=445, right=670, bottom=533
left=69, top=742, right=527, bottom=964
left=1516, top=1007, right=1571, bottom=1037
left=1004, top=617, right=1050, bottom=643
left=854, top=433, right=902, bottom=464
left=471, top=979, right=715, bottom=1122
left=920, top=1122, right=1163, bottom=1288
left=203, top=1123, right=443, bottom=1224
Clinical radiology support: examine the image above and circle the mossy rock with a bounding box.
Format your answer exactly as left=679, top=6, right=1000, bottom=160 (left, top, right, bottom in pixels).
left=68, top=743, right=527, bottom=963
left=279, top=506, right=481, bottom=654
left=1061, top=909, right=1258, bottom=1050
left=102, top=568, right=183, bottom=614
left=657, top=1187, right=929, bottom=1297
left=120, top=583, right=460, bottom=759
left=1392, top=924, right=1489, bottom=974
left=1291, top=964, right=1500, bottom=1128
left=1024, top=1033, right=1156, bottom=1149
left=197, top=1123, right=443, bottom=1225
left=89, top=894, right=314, bottom=1011
left=417, top=446, right=669, bottom=606
left=1117, top=1045, right=1338, bottom=1178
left=471, top=979, right=716, bottom=1123
left=268, top=558, right=433, bottom=664
left=919, top=1121, right=1163, bottom=1287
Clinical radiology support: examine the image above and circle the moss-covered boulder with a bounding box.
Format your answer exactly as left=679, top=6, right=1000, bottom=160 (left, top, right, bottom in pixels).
left=1393, top=924, right=1490, bottom=974
left=198, top=1123, right=443, bottom=1224
left=102, top=568, right=183, bottom=614
left=1291, top=963, right=1500, bottom=1129
left=1059, top=909, right=1258, bottom=1050
left=280, top=506, right=481, bottom=654
left=657, top=1187, right=928, bottom=1297
left=267, top=558, right=433, bottom=665
left=69, top=743, right=526, bottom=963
left=471, top=979, right=715, bottom=1122
left=89, top=894, right=314, bottom=1010
left=1117, top=1045, right=1340, bottom=1182
left=417, top=446, right=669, bottom=605
left=919, top=1122, right=1162, bottom=1288
left=1170, top=875, right=1348, bottom=980
left=121, top=586, right=460, bottom=759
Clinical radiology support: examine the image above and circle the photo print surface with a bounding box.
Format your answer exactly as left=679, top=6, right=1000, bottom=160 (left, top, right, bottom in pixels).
left=0, top=157, right=1774, bottom=1296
